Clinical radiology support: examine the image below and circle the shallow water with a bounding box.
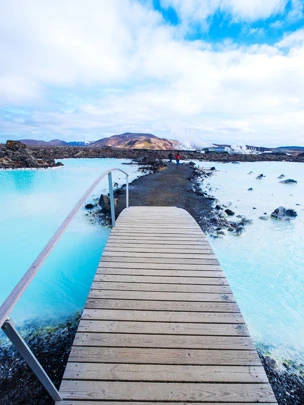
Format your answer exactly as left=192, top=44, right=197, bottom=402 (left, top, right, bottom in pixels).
left=0, top=158, right=141, bottom=323
left=197, top=161, right=304, bottom=361
left=1, top=159, right=303, bottom=365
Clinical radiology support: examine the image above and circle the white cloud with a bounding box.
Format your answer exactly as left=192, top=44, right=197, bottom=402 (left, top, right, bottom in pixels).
left=160, top=0, right=220, bottom=24
left=161, top=0, right=288, bottom=24
left=0, top=1, right=304, bottom=147
left=288, top=0, right=304, bottom=21
left=0, top=0, right=161, bottom=103
left=220, top=0, right=287, bottom=21
left=277, top=28, right=304, bottom=48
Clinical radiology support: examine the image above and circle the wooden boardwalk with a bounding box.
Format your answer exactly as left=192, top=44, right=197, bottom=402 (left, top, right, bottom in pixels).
left=57, top=206, right=277, bottom=404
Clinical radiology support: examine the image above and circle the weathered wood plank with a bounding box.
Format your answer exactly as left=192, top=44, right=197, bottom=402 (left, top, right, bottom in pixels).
left=94, top=274, right=228, bottom=285
left=91, top=281, right=232, bottom=294
left=85, top=298, right=240, bottom=312
left=106, top=241, right=213, bottom=248
left=97, top=268, right=226, bottom=278
left=102, top=251, right=215, bottom=259
left=108, top=236, right=210, bottom=245
left=88, top=289, right=235, bottom=302
left=98, top=262, right=222, bottom=270
left=58, top=381, right=277, bottom=402
left=73, top=333, right=255, bottom=350
left=63, top=363, right=267, bottom=382
left=100, top=256, right=220, bottom=264
left=82, top=308, right=245, bottom=323
left=78, top=320, right=249, bottom=336
left=57, top=402, right=276, bottom=405
left=69, top=346, right=260, bottom=365
left=104, top=246, right=213, bottom=253
left=110, top=228, right=203, bottom=234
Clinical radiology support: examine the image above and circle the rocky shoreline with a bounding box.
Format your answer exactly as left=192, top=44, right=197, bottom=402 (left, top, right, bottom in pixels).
left=1, top=140, right=304, bottom=169
left=0, top=314, right=80, bottom=404
left=0, top=141, right=63, bottom=169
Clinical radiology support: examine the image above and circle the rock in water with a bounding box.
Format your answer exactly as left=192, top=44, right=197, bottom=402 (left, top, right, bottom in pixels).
left=0, top=141, right=63, bottom=169
left=280, top=178, right=297, bottom=184
left=271, top=206, right=297, bottom=220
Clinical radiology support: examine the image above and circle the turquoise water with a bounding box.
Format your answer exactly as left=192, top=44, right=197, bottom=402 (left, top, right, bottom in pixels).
left=1, top=159, right=303, bottom=363
left=197, top=161, right=304, bottom=361
left=0, top=159, right=142, bottom=323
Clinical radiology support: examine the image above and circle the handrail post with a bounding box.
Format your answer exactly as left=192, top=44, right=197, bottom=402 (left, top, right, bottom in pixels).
left=126, top=174, right=129, bottom=208
left=108, top=172, right=116, bottom=227
left=2, top=318, right=62, bottom=401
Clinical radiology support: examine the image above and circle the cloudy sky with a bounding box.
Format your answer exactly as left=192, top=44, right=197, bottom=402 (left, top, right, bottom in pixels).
left=1, top=0, right=304, bottom=147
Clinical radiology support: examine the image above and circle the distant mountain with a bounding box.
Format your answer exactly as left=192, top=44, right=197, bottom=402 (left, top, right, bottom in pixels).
left=275, top=146, right=304, bottom=152
left=18, top=134, right=178, bottom=150
left=90, top=133, right=179, bottom=150
left=19, top=139, right=87, bottom=146
left=20, top=139, right=68, bottom=146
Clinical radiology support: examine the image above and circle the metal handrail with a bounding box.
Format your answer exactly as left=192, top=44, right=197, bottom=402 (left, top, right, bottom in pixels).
left=0, top=167, right=129, bottom=400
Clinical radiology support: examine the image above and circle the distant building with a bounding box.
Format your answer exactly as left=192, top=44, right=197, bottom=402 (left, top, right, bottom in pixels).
left=204, top=146, right=230, bottom=153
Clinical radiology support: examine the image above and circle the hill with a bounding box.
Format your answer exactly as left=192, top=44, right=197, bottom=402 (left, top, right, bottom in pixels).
left=20, top=139, right=68, bottom=146
left=90, top=133, right=179, bottom=150
left=19, top=139, right=87, bottom=147
left=18, top=134, right=178, bottom=150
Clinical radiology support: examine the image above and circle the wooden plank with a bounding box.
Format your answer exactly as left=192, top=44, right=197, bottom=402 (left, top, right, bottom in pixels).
left=77, top=320, right=249, bottom=336
left=91, top=281, right=232, bottom=294
left=110, top=232, right=204, bottom=238
left=98, top=262, right=222, bottom=270
left=81, top=309, right=245, bottom=323
left=104, top=243, right=213, bottom=251
left=63, top=362, right=267, bottom=382
left=73, top=333, right=255, bottom=350
left=94, top=274, right=228, bottom=285
left=69, top=346, right=259, bottom=365
left=108, top=236, right=210, bottom=245
left=58, top=381, right=277, bottom=402
left=97, top=268, right=226, bottom=277
left=107, top=241, right=211, bottom=247
left=100, top=257, right=219, bottom=264
left=85, top=299, right=241, bottom=312
left=88, top=290, right=235, bottom=302
left=57, top=402, right=277, bottom=405
left=102, top=251, right=215, bottom=259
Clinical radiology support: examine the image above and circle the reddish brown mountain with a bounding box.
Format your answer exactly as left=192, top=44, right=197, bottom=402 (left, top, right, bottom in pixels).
left=90, top=133, right=179, bottom=150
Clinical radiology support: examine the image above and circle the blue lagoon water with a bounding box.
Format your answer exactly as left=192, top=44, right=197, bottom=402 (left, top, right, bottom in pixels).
left=197, top=161, right=304, bottom=362
left=0, top=159, right=142, bottom=324
left=1, top=159, right=303, bottom=365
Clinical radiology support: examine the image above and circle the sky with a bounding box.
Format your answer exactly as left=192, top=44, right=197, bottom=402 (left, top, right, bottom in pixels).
left=1, top=0, right=304, bottom=147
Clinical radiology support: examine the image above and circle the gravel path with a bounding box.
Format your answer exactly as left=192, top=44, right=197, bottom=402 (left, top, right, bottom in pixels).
left=115, top=162, right=213, bottom=232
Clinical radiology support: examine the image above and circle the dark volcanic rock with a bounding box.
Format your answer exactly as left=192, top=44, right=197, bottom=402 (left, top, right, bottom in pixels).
left=0, top=315, right=79, bottom=404
left=271, top=206, right=297, bottom=220
left=258, top=348, right=304, bottom=405
left=280, top=179, right=297, bottom=184
left=0, top=141, right=63, bottom=169
left=2, top=143, right=304, bottom=164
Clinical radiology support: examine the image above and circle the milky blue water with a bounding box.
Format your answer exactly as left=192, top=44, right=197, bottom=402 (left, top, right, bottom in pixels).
left=196, top=161, right=304, bottom=362
left=0, top=159, right=142, bottom=324
left=1, top=159, right=303, bottom=364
